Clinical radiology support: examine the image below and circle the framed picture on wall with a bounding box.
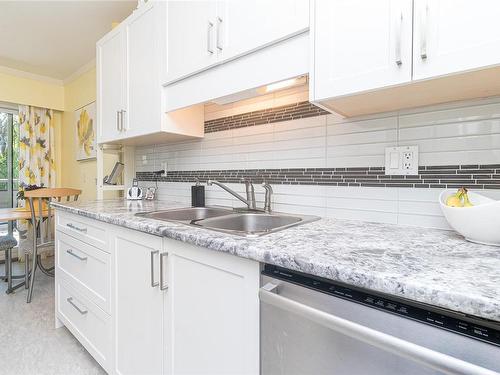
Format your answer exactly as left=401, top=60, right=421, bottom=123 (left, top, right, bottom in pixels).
left=75, top=101, right=97, bottom=161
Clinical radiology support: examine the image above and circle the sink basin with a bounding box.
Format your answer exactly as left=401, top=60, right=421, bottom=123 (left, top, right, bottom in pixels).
left=136, top=206, right=319, bottom=237
left=138, top=207, right=232, bottom=222
left=194, top=212, right=315, bottom=237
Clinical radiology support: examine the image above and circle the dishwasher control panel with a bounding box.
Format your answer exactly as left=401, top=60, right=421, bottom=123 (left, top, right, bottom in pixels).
left=262, top=264, right=500, bottom=347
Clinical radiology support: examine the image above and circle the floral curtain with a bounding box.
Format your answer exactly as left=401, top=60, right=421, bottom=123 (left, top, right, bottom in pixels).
left=18, top=105, right=56, bottom=189
left=17, top=105, right=56, bottom=259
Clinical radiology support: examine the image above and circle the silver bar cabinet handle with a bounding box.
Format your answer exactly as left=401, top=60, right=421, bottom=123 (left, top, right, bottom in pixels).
left=259, top=284, right=498, bottom=375
left=67, top=297, right=88, bottom=315
left=159, top=252, right=168, bottom=291
left=120, top=109, right=126, bottom=131
left=66, top=223, right=87, bottom=233
left=150, top=250, right=159, bottom=288
left=420, top=3, right=429, bottom=59
left=395, top=11, right=403, bottom=66
left=216, top=16, right=223, bottom=51
left=116, top=110, right=120, bottom=131
left=207, top=21, right=214, bottom=54
left=66, top=249, right=87, bottom=261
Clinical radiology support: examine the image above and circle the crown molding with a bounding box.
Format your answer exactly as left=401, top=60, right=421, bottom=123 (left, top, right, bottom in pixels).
left=63, top=58, right=96, bottom=85
left=0, top=65, right=63, bottom=86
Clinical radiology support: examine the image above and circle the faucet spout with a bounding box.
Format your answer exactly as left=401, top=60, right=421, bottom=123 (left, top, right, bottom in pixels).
left=242, top=178, right=257, bottom=210
left=207, top=179, right=252, bottom=209
left=262, top=182, right=273, bottom=213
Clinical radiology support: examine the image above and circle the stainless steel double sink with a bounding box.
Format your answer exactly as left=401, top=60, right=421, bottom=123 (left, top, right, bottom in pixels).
left=137, top=207, right=319, bottom=237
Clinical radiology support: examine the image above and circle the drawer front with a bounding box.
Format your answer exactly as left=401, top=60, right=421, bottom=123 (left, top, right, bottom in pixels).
left=56, top=231, right=110, bottom=313
left=56, top=211, right=108, bottom=251
left=57, top=281, right=111, bottom=372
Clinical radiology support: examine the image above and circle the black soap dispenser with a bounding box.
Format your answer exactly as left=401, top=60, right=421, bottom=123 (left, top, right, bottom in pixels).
left=191, top=179, right=205, bottom=207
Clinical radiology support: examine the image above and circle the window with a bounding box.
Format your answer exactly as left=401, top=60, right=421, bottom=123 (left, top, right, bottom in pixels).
left=0, top=109, right=20, bottom=235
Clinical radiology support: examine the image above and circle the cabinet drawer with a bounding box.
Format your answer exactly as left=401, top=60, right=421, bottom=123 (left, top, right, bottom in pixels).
left=56, top=211, right=108, bottom=251
left=56, top=281, right=111, bottom=372
left=56, top=231, right=111, bottom=313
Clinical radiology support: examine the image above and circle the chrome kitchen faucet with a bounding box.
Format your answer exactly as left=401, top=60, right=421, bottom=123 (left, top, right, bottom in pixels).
left=206, top=179, right=272, bottom=212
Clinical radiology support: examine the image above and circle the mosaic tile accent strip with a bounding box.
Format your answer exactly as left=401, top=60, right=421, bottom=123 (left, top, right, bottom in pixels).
left=137, top=164, right=500, bottom=189
left=204, top=101, right=329, bottom=133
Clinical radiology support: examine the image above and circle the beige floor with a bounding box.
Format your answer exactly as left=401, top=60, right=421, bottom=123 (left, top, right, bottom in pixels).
left=0, top=261, right=106, bottom=375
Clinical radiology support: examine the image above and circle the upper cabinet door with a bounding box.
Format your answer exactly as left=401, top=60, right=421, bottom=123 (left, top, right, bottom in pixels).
left=312, top=0, right=412, bottom=101
left=413, top=0, right=500, bottom=80
left=165, top=1, right=218, bottom=84
left=97, top=31, right=125, bottom=143
left=125, top=2, right=162, bottom=138
left=218, top=0, right=309, bottom=61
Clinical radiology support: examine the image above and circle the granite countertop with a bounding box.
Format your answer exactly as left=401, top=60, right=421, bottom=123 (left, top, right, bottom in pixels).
left=52, top=199, right=500, bottom=323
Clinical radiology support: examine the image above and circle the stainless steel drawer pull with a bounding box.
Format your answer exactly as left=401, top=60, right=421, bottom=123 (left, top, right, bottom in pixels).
left=66, top=223, right=87, bottom=233
left=66, top=249, right=87, bottom=261
left=159, top=252, right=168, bottom=291
left=66, top=297, right=88, bottom=315
left=395, top=11, right=403, bottom=66
left=120, top=109, right=126, bottom=131
left=207, top=20, right=214, bottom=54
left=420, top=3, right=429, bottom=59
left=216, top=16, right=223, bottom=51
left=150, top=250, right=159, bottom=288
left=116, top=110, right=120, bottom=131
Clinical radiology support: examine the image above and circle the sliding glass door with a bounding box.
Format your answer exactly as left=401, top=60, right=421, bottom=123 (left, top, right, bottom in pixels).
left=0, top=109, right=19, bottom=235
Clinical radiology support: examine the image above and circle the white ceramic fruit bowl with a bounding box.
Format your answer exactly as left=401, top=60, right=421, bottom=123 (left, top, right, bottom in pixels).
left=439, top=189, right=500, bottom=246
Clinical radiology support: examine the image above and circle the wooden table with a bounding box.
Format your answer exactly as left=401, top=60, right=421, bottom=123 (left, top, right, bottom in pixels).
left=0, top=207, right=48, bottom=294
left=0, top=207, right=48, bottom=222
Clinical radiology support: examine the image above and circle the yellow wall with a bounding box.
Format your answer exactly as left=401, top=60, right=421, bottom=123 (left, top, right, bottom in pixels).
left=61, top=67, right=118, bottom=201
left=0, top=66, right=114, bottom=201
left=0, top=71, right=64, bottom=110
left=61, top=68, right=98, bottom=201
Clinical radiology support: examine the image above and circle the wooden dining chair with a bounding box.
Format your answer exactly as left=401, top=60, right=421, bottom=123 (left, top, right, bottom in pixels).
left=24, top=187, right=82, bottom=303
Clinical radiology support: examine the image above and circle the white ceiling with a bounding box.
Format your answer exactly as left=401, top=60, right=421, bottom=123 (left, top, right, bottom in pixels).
left=0, top=1, right=137, bottom=81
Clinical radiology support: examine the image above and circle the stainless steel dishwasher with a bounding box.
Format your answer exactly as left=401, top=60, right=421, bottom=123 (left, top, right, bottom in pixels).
left=260, top=264, right=500, bottom=375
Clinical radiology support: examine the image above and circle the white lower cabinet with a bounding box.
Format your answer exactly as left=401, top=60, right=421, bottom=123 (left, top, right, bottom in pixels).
left=164, top=238, right=260, bottom=375
left=56, top=281, right=112, bottom=371
left=55, top=211, right=260, bottom=375
left=112, top=228, right=164, bottom=375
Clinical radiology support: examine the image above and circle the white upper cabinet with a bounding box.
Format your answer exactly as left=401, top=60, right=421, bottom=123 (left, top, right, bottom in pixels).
left=413, top=0, right=500, bottom=80
left=124, top=2, right=161, bottom=139
left=163, top=0, right=310, bottom=92
left=97, top=30, right=125, bottom=143
left=97, top=2, right=204, bottom=145
left=313, top=0, right=412, bottom=100
left=218, top=0, right=309, bottom=62
left=165, top=1, right=218, bottom=83
left=312, top=0, right=500, bottom=117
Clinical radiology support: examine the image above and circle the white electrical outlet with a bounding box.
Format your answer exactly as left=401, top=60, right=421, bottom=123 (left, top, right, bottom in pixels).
left=385, top=146, right=419, bottom=175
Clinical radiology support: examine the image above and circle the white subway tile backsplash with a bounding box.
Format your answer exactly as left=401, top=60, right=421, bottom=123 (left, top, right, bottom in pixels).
left=325, top=208, right=398, bottom=225
left=136, top=96, right=500, bottom=229
left=326, top=116, right=397, bottom=134
left=325, top=186, right=397, bottom=200
left=326, top=196, right=398, bottom=213
left=398, top=101, right=500, bottom=128
left=418, top=150, right=500, bottom=166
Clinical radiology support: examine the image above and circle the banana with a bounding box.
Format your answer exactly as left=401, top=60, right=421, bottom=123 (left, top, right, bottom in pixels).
left=446, top=191, right=464, bottom=207
left=445, top=187, right=473, bottom=207
left=461, top=187, right=474, bottom=207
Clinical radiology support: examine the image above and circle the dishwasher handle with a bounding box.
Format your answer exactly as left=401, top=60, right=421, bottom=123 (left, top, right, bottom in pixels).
left=260, top=283, right=499, bottom=375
